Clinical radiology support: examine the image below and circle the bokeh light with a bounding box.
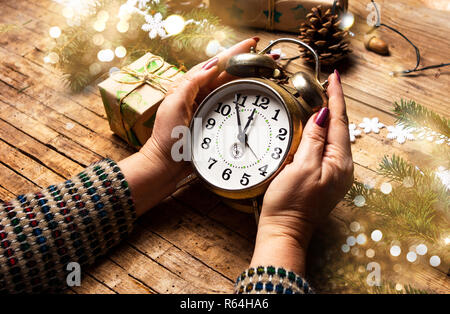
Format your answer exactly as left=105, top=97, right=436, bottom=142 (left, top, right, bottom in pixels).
left=205, top=40, right=224, bottom=57
left=45, top=52, right=59, bottom=64
left=89, top=63, right=102, bottom=75
left=93, top=20, right=106, bottom=32
left=341, top=244, right=350, bottom=253
left=339, top=11, right=355, bottom=30
left=390, top=245, right=401, bottom=257
left=429, top=256, right=441, bottom=267
left=356, top=233, right=367, bottom=245
left=416, top=244, right=428, bottom=255
left=49, top=26, right=62, bottom=38
left=371, top=230, right=383, bottom=242
left=350, top=221, right=360, bottom=232
left=116, top=20, right=129, bottom=33
left=97, top=10, right=109, bottom=22
left=97, top=49, right=114, bottom=62
left=366, top=249, right=375, bottom=258
left=380, top=182, right=392, bottom=194
left=62, top=7, right=74, bottom=19
left=406, top=251, right=417, bottom=262
left=115, top=46, right=127, bottom=58
left=164, top=14, right=186, bottom=36
left=93, top=34, right=105, bottom=46
left=346, top=236, right=356, bottom=246
left=353, top=195, right=366, bottom=207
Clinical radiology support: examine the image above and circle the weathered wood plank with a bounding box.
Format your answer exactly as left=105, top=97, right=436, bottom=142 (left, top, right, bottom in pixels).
left=0, top=101, right=101, bottom=167
left=0, top=9, right=50, bottom=57
left=0, top=119, right=84, bottom=178
left=0, top=53, right=117, bottom=139
left=0, top=80, right=132, bottom=162
left=0, top=163, right=39, bottom=196
left=128, top=225, right=234, bottom=293
left=0, top=139, right=64, bottom=187
left=155, top=246, right=234, bottom=293
left=0, top=185, right=15, bottom=202
left=82, top=256, right=156, bottom=294
left=107, top=244, right=196, bottom=294
left=139, top=197, right=254, bottom=281
left=71, top=274, right=116, bottom=294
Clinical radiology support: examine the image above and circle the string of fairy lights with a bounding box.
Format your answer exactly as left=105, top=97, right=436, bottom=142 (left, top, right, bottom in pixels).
left=368, top=0, right=450, bottom=76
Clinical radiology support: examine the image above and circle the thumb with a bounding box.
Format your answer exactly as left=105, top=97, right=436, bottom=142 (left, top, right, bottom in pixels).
left=292, top=107, right=329, bottom=170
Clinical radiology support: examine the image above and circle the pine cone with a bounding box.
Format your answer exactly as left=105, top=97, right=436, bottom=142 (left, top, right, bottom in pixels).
left=298, top=5, right=352, bottom=65
left=167, top=0, right=205, bottom=12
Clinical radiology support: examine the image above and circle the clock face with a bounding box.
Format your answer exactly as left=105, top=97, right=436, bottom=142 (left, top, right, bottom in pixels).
left=191, top=80, right=292, bottom=192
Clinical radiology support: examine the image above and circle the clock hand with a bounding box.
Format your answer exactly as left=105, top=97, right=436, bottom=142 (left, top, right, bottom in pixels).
left=235, top=104, right=246, bottom=145
left=242, top=110, right=258, bottom=160
left=243, top=108, right=257, bottom=135
left=245, top=140, right=259, bottom=160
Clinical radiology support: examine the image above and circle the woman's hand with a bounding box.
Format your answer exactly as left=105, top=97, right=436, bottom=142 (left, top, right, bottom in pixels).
left=119, top=38, right=263, bottom=216
left=140, top=38, right=260, bottom=184
left=250, top=71, right=354, bottom=275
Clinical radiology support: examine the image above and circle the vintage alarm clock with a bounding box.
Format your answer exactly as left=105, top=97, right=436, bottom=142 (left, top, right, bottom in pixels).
left=189, top=38, right=328, bottom=220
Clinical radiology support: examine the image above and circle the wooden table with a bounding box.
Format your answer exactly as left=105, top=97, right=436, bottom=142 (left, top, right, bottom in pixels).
left=0, top=0, right=448, bottom=293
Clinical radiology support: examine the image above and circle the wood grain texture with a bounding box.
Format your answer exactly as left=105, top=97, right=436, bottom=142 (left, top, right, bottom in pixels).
left=0, top=0, right=448, bottom=294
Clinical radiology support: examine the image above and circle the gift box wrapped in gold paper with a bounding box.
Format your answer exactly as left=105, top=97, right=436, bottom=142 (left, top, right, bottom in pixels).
left=209, top=0, right=348, bottom=33
left=98, top=53, right=184, bottom=149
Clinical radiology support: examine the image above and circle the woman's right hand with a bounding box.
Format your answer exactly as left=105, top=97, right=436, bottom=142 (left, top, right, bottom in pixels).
left=250, top=71, right=354, bottom=275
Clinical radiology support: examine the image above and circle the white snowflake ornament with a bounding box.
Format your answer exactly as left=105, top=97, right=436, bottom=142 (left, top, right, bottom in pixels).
left=142, top=13, right=166, bottom=39
left=359, top=117, right=384, bottom=134
left=349, top=124, right=362, bottom=142
left=386, top=124, right=415, bottom=144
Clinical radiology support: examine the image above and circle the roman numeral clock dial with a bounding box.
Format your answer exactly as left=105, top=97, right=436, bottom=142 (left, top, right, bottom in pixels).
left=191, top=80, right=292, bottom=197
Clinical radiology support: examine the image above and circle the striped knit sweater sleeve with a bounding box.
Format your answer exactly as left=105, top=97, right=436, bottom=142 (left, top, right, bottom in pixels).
left=0, top=158, right=136, bottom=293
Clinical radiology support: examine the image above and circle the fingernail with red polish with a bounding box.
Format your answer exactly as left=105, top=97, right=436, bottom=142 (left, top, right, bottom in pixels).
left=315, top=107, right=329, bottom=127
left=269, top=53, right=280, bottom=60
left=334, top=69, right=341, bottom=84
left=252, top=36, right=260, bottom=43
left=202, top=57, right=219, bottom=70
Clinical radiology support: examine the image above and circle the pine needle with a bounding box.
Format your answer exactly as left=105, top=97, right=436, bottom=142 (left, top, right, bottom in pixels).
left=393, top=99, right=450, bottom=138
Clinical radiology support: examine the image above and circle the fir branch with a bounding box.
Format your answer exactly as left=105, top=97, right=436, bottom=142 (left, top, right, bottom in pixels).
left=346, top=155, right=449, bottom=243
left=372, top=282, right=429, bottom=294
left=393, top=99, right=450, bottom=138
left=377, top=154, right=421, bottom=183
